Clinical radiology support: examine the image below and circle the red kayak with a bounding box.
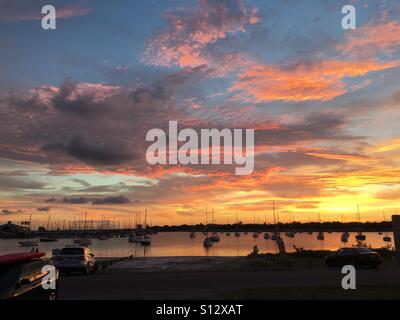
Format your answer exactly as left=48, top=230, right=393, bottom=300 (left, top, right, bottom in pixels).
left=0, top=252, right=45, bottom=265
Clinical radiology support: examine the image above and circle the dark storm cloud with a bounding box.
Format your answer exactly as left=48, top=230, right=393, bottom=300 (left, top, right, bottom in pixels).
left=0, top=67, right=209, bottom=168
left=255, top=112, right=362, bottom=147
left=92, top=195, right=130, bottom=205
left=62, top=195, right=131, bottom=205
left=43, top=135, right=135, bottom=165
left=62, top=197, right=92, bottom=204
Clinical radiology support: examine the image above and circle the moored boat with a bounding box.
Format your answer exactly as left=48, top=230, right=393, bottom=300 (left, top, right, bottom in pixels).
left=203, top=237, right=213, bottom=248
left=210, top=232, right=220, bottom=242
left=140, top=235, right=152, bottom=246
left=355, top=232, right=366, bottom=241
left=73, top=238, right=92, bottom=246
left=40, top=236, right=58, bottom=242
left=19, top=240, right=39, bottom=247
left=383, top=236, right=392, bottom=242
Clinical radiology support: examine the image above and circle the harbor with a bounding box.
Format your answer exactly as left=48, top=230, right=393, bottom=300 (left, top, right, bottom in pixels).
left=0, top=230, right=395, bottom=257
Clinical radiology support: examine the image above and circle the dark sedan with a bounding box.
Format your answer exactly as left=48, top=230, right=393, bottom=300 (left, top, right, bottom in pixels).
left=325, top=247, right=383, bottom=269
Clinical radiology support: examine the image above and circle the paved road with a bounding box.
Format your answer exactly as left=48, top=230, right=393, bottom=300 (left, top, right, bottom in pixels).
left=58, top=266, right=400, bottom=299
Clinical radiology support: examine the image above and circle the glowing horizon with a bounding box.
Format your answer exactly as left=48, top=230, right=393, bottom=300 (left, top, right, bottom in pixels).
left=1, top=0, right=400, bottom=226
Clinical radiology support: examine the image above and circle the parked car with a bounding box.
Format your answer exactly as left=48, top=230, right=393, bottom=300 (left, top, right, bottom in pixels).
left=54, top=245, right=96, bottom=275
left=325, top=247, right=383, bottom=269
left=0, top=252, right=59, bottom=300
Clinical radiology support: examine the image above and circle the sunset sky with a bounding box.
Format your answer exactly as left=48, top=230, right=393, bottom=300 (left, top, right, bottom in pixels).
left=1, top=0, right=400, bottom=227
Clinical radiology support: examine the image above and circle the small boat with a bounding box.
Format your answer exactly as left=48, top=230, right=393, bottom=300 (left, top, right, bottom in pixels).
left=19, top=240, right=39, bottom=247
left=355, top=232, right=366, bottom=241
left=140, top=235, right=152, bottom=246
left=189, top=232, right=196, bottom=239
left=226, top=232, right=231, bottom=236
left=317, top=231, right=325, bottom=240
left=271, top=232, right=279, bottom=240
left=264, top=232, right=270, bottom=239
left=203, top=237, right=213, bottom=248
left=342, top=231, right=350, bottom=237
left=378, top=232, right=383, bottom=235
left=383, top=236, right=392, bottom=242
left=286, top=231, right=295, bottom=238
left=40, top=237, right=58, bottom=242
left=341, top=234, right=349, bottom=243
left=73, top=238, right=92, bottom=246
left=210, top=232, right=220, bottom=242
left=252, top=232, right=259, bottom=238
left=129, top=234, right=142, bottom=243
left=234, top=231, right=241, bottom=237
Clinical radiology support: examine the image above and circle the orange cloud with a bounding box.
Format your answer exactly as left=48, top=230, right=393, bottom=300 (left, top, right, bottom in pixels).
left=144, top=0, right=259, bottom=71
left=230, top=59, right=400, bottom=102
left=338, top=20, right=400, bottom=55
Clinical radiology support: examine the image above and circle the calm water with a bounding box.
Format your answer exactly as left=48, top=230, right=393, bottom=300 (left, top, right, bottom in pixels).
left=0, top=231, right=394, bottom=258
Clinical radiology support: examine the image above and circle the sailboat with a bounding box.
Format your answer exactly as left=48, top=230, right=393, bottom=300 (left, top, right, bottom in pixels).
left=252, top=212, right=259, bottom=238
left=40, top=214, right=58, bottom=242
left=140, top=209, right=152, bottom=246
left=355, top=205, right=366, bottom=241
left=316, top=212, right=324, bottom=240
left=341, top=232, right=349, bottom=243
left=140, top=235, right=152, bottom=245
left=210, top=232, right=220, bottom=242
left=189, top=219, right=196, bottom=238
left=271, top=201, right=280, bottom=240
left=381, top=211, right=391, bottom=242
left=225, top=218, right=231, bottom=236
left=234, top=211, right=240, bottom=237
left=203, top=205, right=213, bottom=248
left=128, top=232, right=142, bottom=243
left=209, top=209, right=220, bottom=242
left=203, top=237, right=213, bottom=247
left=383, top=235, right=392, bottom=242
left=286, top=231, right=295, bottom=238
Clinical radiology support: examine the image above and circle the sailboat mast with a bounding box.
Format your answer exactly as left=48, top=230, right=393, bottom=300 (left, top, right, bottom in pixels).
left=272, top=201, right=276, bottom=225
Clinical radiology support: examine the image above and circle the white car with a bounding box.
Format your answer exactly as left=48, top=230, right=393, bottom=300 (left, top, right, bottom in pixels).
left=54, top=246, right=96, bottom=275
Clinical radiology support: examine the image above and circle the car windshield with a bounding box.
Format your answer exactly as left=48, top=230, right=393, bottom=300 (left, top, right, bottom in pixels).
left=60, top=248, right=84, bottom=255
